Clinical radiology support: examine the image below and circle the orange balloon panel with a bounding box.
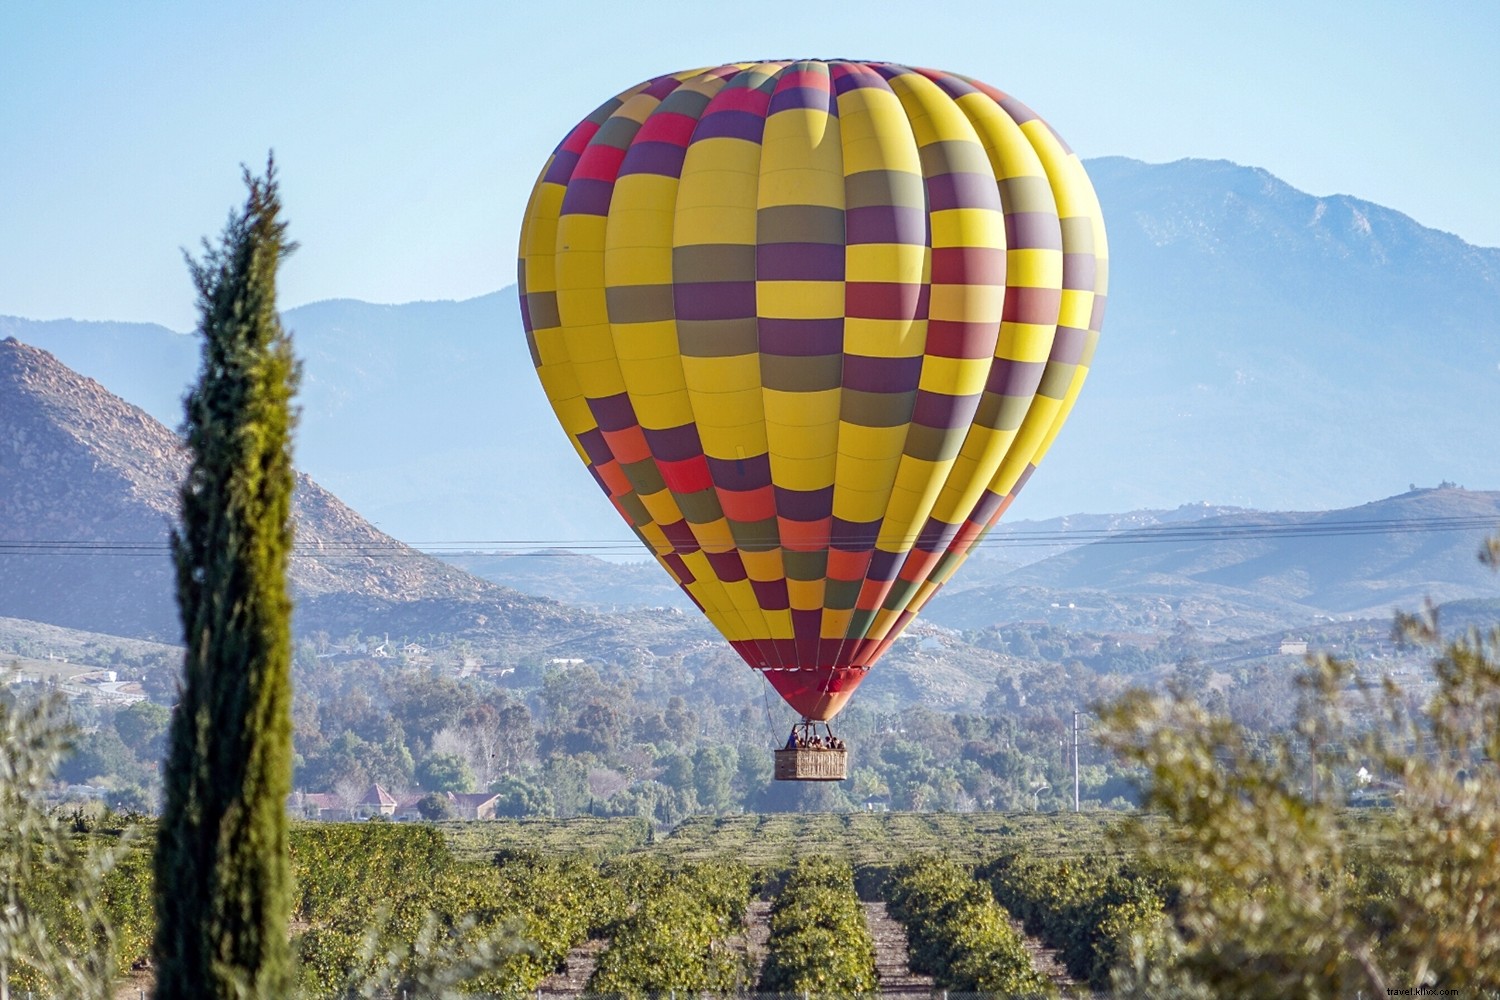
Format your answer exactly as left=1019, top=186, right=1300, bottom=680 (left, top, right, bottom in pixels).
left=518, top=60, right=1107, bottom=720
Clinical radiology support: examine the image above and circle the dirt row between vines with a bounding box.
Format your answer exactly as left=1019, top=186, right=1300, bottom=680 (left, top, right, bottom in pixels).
left=861, top=900, right=936, bottom=998
left=1008, top=916, right=1084, bottom=996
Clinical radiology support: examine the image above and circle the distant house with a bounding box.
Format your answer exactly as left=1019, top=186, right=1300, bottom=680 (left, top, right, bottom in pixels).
left=288, top=791, right=345, bottom=819
left=1280, top=639, right=1309, bottom=656
left=359, top=783, right=399, bottom=817
left=393, top=791, right=426, bottom=821
left=294, top=784, right=503, bottom=821
left=393, top=790, right=503, bottom=821
left=448, top=791, right=502, bottom=820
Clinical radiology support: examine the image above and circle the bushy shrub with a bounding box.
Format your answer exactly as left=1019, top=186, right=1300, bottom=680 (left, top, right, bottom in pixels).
left=982, top=851, right=1163, bottom=990
left=586, top=861, right=752, bottom=996
left=887, top=854, right=1052, bottom=996
left=759, top=855, right=877, bottom=994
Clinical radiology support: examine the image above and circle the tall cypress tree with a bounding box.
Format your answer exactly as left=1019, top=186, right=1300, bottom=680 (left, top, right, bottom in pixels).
left=153, top=160, right=299, bottom=999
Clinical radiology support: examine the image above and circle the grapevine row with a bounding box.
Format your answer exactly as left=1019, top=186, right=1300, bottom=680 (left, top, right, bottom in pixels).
left=759, top=855, right=877, bottom=994
left=885, top=854, right=1052, bottom=996
left=980, top=851, right=1165, bottom=990
left=291, top=827, right=616, bottom=996
left=584, top=859, right=753, bottom=997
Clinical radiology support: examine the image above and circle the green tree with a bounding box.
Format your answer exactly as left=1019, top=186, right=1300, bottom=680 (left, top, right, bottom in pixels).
left=416, top=752, right=476, bottom=793
left=541, top=756, right=590, bottom=817
left=490, top=775, right=555, bottom=818
left=0, top=678, right=128, bottom=999
left=113, top=700, right=172, bottom=762
left=567, top=698, right=623, bottom=755
left=692, top=745, right=737, bottom=813
left=153, top=160, right=299, bottom=1000
left=105, top=784, right=155, bottom=816
left=58, top=727, right=144, bottom=787
left=416, top=792, right=454, bottom=821
left=390, top=673, right=479, bottom=752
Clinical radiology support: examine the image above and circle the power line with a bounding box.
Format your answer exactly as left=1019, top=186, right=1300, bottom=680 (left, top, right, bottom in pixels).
left=0, top=510, right=1494, bottom=559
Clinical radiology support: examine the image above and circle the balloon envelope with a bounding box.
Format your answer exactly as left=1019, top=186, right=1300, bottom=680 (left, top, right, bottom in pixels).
left=518, top=61, right=1107, bottom=720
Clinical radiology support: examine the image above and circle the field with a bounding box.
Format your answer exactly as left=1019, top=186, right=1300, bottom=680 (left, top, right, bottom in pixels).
left=309, top=812, right=1146, bottom=997
left=0, top=655, right=98, bottom=682
left=438, top=810, right=1122, bottom=867
left=29, top=808, right=1417, bottom=998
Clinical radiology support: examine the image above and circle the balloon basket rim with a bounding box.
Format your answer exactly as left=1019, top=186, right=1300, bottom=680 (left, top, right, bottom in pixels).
left=773, top=746, right=848, bottom=781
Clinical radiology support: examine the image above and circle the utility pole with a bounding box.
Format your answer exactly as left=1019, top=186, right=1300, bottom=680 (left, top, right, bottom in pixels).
left=1073, top=710, right=1080, bottom=813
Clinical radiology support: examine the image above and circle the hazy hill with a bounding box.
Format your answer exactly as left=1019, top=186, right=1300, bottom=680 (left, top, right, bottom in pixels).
left=439, top=502, right=1254, bottom=613
left=1065, top=156, right=1500, bottom=515
left=4, top=157, right=1496, bottom=547
left=0, top=337, right=694, bottom=658
left=0, top=295, right=574, bottom=547
left=925, top=487, right=1500, bottom=635
left=441, top=550, right=698, bottom=612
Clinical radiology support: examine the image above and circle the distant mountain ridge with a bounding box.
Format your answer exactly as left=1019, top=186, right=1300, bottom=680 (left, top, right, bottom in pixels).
left=0, top=337, right=700, bottom=658
left=3, top=156, right=1497, bottom=547
left=443, top=502, right=1258, bottom=613
left=924, top=486, right=1500, bottom=637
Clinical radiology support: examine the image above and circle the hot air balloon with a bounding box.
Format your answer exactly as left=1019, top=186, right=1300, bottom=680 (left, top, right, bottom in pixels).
left=518, top=60, right=1107, bottom=779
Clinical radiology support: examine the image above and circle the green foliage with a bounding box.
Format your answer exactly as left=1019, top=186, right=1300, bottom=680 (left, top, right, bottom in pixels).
left=585, top=860, right=753, bottom=996
left=290, top=824, right=453, bottom=929
left=488, top=774, right=556, bottom=818
left=0, top=678, right=146, bottom=998
left=417, top=751, right=477, bottom=793
left=58, top=726, right=146, bottom=786
left=649, top=810, right=1116, bottom=868
left=154, top=159, right=299, bottom=999
left=981, top=850, right=1160, bottom=989
left=440, top=815, right=650, bottom=863
left=390, top=673, right=480, bottom=752
left=281, top=647, right=1138, bottom=825
left=112, top=700, right=172, bottom=762
left=758, top=855, right=877, bottom=994
left=1097, top=534, right=1500, bottom=996
left=476, top=852, right=625, bottom=990
left=105, top=784, right=155, bottom=816
left=887, top=854, right=1052, bottom=995
left=290, top=824, right=609, bottom=996
left=417, top=791, right=454, bottom=821
left=693, top=744, right=738, bottom=813
left=99, top=846, right=155, bottom=979
left=292, top=824, right=462, bottom=994
left=296, top=726, right=414, bottom=794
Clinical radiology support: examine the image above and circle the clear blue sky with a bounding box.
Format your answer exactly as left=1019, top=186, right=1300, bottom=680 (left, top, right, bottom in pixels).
left=2, top=1, right=1495, bottom=332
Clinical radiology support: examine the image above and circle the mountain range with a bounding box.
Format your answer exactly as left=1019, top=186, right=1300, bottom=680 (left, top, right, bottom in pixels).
left=2, top=335, right=1496, bottom=718
left=0, top=337, right=705, bottom=662
left=925, top=486, right=1500, bottom=637
left=3, top=156, right=1496, bottom=550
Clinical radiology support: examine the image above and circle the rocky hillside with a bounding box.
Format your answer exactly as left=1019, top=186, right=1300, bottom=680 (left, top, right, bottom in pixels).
left=0, top=337, right=698, bottom=657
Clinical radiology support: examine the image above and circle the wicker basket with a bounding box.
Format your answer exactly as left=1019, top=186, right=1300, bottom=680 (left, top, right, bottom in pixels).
left=774, top=747, right=848, bottom=781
